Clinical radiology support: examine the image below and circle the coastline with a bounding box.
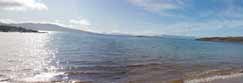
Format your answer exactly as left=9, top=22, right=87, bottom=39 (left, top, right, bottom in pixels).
left=185, top=72, right=243, bottom=83
left=197, top=37, right=243, bottom=43
left=184, top=69, right=243, bottom=83
left=0, top=25, right=40, bottom=33
left=207, top=75, right=243, bottom=83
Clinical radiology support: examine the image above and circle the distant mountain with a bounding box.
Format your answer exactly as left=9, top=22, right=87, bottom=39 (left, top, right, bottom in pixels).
left=160, top=35, right=195, bottom=39
left=197, top=37, right=243, bottom=43
left=0, top=22, right=84, bottom=32
left=0, top=25, right=38, bottom=32
left=12, top=23, right=82, bottom=32
left=0, top=22, right=4, bottom=25
left=0, top=22, right=194, bottom=39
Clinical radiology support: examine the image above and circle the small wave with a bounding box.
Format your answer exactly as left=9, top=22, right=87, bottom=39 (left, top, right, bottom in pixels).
left=0, top=74, right=11, bottom=83
left=0, top=77, right=10, bottom=82
left=65, top=70, right=126, bottom=75
left=19, top=72, right=67, bottom=83
left=15, top=72, right=94, bottom=83
left=126, top=62, right=161, bottom=68
left=185, top=70, right=243, bottom=83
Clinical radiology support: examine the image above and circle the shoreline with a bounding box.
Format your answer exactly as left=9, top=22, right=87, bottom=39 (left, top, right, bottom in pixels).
left=207, top=75, right=243, bottom=83
left=185, top=72, right=243, bottom=83
left=184, top=68, right=243, bottom=83
left=1, top=68, right=242, bottom=83
left=0, top=25, right=41, bottom=33
left=197, top=37, right=243, bottom=43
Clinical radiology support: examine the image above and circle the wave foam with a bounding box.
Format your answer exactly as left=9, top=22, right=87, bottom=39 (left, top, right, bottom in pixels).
left=185, top=72, right=243, bottom=83
left=20, top=72, right=67, bottom=82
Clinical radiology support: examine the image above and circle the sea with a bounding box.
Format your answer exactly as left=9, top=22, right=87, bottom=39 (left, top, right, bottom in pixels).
left=0, top=32, right=243, bottom=83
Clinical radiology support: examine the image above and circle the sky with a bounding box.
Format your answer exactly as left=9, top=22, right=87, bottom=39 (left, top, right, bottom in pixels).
left=0, top=0, right=243, bottom=37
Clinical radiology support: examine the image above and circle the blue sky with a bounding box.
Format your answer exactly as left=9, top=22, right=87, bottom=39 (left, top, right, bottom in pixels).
left=1, top=0, right=243, bottom=37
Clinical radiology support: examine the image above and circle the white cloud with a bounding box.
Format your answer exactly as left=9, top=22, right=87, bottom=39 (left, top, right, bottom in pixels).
left=128, top=0, right=243, bottom=18
left=218, top=0, right=243, bottom=18
left=68, top=18, right=92, bottom=30
left=128, top=0, right=185, bottom=15
left=0, top=0, right=48, bottom=11
left=125, top=18, right=243, bottom=37
left=0, top=19, right=17, bottom=23
left=129, top=0, right=177, bottom=11
left=69, top=19, right=91, bottom=26
left=158, top=19, right=243, bottom=36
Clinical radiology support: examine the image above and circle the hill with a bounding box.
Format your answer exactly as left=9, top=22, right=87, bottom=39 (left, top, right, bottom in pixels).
left=0, top=25, right=38, bottom=32
left=197, top=37, right=243, bottom=43
left=11, top=23, right=82, bottom=32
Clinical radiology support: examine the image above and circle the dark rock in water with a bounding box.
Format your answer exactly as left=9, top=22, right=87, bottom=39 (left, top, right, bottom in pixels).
left=197, top=37, right=243, bottom=43
left=0, top=25, right=39, bottom=32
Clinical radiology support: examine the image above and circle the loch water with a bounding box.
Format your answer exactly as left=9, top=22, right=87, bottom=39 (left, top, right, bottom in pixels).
left=0, top=32, right=243, bottom=83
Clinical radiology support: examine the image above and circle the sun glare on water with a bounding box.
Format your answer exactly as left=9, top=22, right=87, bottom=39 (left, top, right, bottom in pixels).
left=0, top=32, right=64, bottom=82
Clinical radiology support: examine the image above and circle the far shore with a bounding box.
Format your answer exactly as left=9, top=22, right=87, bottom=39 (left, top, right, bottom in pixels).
left=0, top=25, right=46, bottom=33
left=197, top=37, right=243, bottom=43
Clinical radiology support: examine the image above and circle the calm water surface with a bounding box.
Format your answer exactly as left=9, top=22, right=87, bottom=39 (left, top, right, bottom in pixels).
left=0, top=32, right=243, bottom=83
